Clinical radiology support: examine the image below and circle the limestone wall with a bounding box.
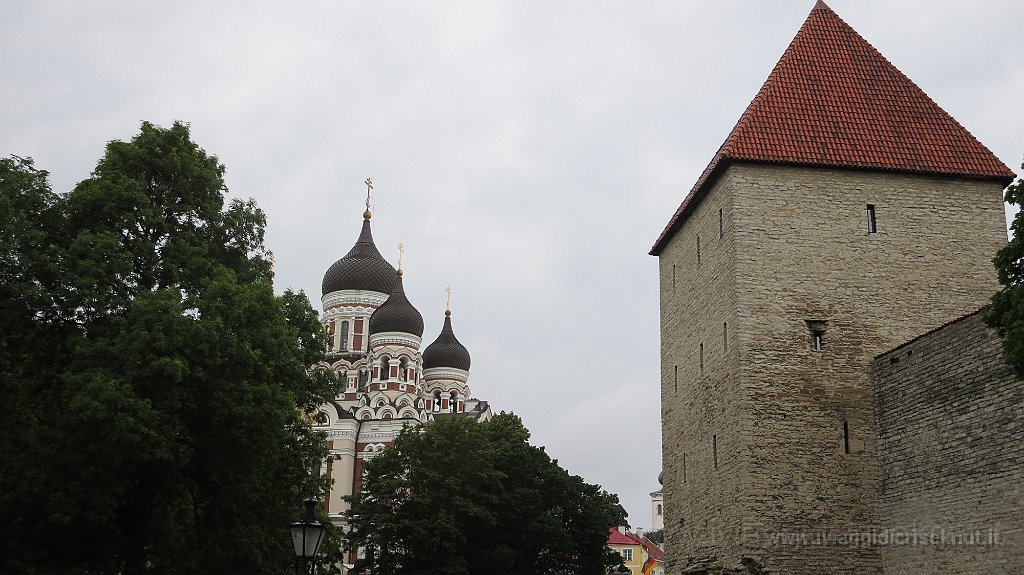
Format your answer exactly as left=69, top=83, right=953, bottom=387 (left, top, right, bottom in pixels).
left=658, top=162, right=1007, bottom=575
left=872, top=312, right=1024, bottom=574
left=659, top=170, right=748, bottom=570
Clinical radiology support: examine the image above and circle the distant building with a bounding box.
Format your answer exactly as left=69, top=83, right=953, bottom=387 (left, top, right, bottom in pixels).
left=653, top=2, right=1020, bottom=574
left=608, top=527, right=665, bottom=575
left=650, top=471, right=664, bottom=531
left=309, top=202, right=493, bottom=569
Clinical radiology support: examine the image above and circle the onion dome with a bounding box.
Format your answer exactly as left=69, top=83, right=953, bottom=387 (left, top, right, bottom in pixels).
left=368, top=273, right=424, bottom=337
left=321, top=214, right=397, bottom=296
left=422, top=310, right=471, bottom=371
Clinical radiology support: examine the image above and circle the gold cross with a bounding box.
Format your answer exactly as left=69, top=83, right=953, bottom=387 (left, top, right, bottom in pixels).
left=397, top=243, right=405, bottom=271
left=364, top=178, right=373, bottom=209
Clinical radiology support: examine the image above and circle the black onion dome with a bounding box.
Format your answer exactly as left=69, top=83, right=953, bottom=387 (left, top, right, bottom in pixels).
left=368, top=274, right=424, bottom=337
left=321, top=218, right=397, bottom=296
left=422, top=312, right=471, bottom=371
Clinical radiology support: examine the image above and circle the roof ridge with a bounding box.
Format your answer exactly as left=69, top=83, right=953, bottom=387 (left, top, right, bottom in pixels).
left=650, top=3, right=1015, bottom=256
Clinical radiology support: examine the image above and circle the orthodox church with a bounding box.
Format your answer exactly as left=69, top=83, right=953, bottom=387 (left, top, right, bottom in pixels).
left=308, top=194, right=491, bottom=522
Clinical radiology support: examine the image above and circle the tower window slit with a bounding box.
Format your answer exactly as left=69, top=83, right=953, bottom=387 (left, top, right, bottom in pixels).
left=723, top=322, right=728, bottom=352
left=699, top=343, right=704, bottom=372
left=843, top=421, right=850, bottom=454
left=683, top=452, right=687, bottom=483
left=696, top=236, right=701, bottom=265
left=712, top=435, right=718, bottom=469
left=719, top=208, right=724, bottom=238
left=866, top=204, right=877, bottom=233
left=673, top=365, right=678, bottom=393
left=812, top=331, right=824, bottom=351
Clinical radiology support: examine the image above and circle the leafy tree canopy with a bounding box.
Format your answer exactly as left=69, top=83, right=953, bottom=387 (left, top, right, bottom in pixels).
left=0, top=123, right=338, bottom=574
left=344, top=413, right=627, bottom=575
left=986, top=162, right=1024, bottom=376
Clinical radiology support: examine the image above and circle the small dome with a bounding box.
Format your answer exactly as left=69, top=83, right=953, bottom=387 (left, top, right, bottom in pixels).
left=322, top=218, right=397, bottom=296
left=369, top=274, right=424, bottom=337
left=658, top=471, right=663, bottom=486
left=422, top=311, right=471, bottom=371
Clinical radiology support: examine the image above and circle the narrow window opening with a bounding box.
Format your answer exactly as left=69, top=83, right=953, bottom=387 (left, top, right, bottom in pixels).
left=672, top=264, right=677, bottom=291
left=812, top=331, right=824, bottom=351
left=699, top=343, right=704, bottom=373
left=682, top=452, right=687, bottom=483
left=719, top=208, right=724, bottom=238
left=380, top=356, right=390, bottom=380
left=673, top=365, right=678, bottom=393
left=843, top=421, right=850, bottom=454
left=696, top=236, right=702, bottom=265
left=723, top=322, right=728, bottom=352
left=712, top=435, right=718, bottom=469
left=866, top=204, right=877, bottom=234
left=806, top=320, right=827, bottom=352
left=340, top=321, right=350, bottom=352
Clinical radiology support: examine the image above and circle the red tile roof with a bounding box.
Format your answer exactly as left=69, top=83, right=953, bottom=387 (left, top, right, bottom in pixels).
left=650, top=0, right=1016, bottom=255
left=638, top=536, right=665, bottom=562
left=607, top=527, right=642, bottom=546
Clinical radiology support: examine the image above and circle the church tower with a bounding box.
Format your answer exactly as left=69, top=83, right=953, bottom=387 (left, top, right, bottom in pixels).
left=311, top=186, right=492, bottom=544
left=652, top=3, right=1015, bottom=574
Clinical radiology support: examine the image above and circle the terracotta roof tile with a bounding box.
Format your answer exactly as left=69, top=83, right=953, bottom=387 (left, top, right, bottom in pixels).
left=607, top=527, right=642, bottom=546
left=650, top=1, right=1015, bottom=255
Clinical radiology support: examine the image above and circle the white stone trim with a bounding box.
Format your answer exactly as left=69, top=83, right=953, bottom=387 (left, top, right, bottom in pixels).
left=321, top=290, right=389, bottom=310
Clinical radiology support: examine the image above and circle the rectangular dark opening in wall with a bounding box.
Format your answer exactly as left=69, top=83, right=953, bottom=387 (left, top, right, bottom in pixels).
left=719, top=208, right=724, bottom=238
left=806, top=320, right=827, bottom=351
left=712, top=434, right=718, bottom=469
left=723, top=322, right=728, bottom=352
left=672, top=264, right=677, bottom=291
left=843, top=421, right=850, bottom=454
left=812, top=331, right=824, bottom=351
left=866, top=204, right=877, bottom=233
left=699, top=343, right=704, bottom=372
left=696, top=236, right=702, bottom=265
left=683, top=452, right=687, bottom=483
left=674, top=365, right=678, bottom=393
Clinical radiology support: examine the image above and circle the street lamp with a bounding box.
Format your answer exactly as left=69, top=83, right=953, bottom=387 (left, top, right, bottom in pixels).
left=291, top=496, right=326, bottom=575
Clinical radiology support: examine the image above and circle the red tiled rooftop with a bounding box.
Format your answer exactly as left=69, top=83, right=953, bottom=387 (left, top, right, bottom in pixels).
left=607, top=527, right=642, bottom=546
left=650, top=0, right=1015, bottom=255
left=638, top=536, right=665, bottom=561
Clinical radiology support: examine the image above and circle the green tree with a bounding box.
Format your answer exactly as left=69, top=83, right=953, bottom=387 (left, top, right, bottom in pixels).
left=0, top=122, right=338, bottom=574
left=986, top=162, right=1024, bottom=376
left=344, top=413, right=627, bottom=575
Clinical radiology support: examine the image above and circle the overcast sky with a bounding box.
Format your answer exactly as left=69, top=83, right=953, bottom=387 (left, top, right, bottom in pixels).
left=4, top=0, right=1022, bottom=527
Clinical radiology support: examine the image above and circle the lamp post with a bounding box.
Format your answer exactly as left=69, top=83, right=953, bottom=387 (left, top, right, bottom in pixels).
left=291, top=496, right=326, bottom=575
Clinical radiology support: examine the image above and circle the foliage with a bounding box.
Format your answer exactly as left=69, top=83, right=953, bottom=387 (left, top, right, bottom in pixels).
left=644, top=528, right=663, bottom=545
left=986, top=162, right=1024, bottom=376
left=344, top=413, right=627, bottom=575
left=0, top=123, right=338, bottom=574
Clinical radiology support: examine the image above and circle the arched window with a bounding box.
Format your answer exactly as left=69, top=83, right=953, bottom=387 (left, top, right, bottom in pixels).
left=433, top=391, right=441, bottom=412
left=340, top=321, right=349, bottom=351
left=380, top=356, right=390, bottom=380
left=399, top=357, right=408, bottom=381
left=657, top=504, right=663, bottom=515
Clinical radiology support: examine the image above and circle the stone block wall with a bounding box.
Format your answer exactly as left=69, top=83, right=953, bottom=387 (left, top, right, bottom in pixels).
left=659, top=162, right=1008, bottom=575
left=872, top=312, right=1024, bottom=574
left=660, top=170, right=748, bottom=570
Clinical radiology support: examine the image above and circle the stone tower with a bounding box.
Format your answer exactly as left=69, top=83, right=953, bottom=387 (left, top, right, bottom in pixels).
left=651, top=2, right=1015, bottom=574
